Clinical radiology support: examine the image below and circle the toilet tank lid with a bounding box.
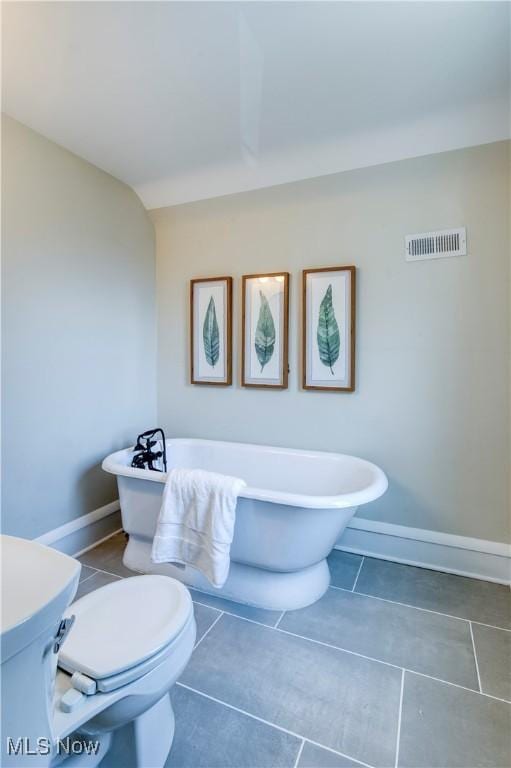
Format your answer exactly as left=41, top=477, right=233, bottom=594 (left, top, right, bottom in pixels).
left=59, top=575, right=193, bottom=680
left=1, top=536, right=80, bottom=635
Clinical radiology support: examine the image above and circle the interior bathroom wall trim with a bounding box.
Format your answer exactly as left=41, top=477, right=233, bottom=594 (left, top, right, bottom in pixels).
left=36, top=500, right=120, bottom=546
left=35, top=501, right=121, bottom=556
left=34, top=497, right=510, bottom=584
left=71, top=526, right=123, bottom=559
left=337, top=521, right=511, bottom=585
left=344, top=518, right=511, bottom=558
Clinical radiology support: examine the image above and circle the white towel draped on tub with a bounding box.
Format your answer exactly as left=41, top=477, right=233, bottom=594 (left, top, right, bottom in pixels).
left=151, top=468, right=246, bottom=588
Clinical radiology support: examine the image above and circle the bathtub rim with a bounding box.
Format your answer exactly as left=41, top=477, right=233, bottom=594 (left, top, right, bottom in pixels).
left=102, top=437, right=388, bottom=510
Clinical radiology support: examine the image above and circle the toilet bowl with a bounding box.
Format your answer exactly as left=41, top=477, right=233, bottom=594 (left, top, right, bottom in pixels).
left=1, top=535, right=196, bottom=768
left=54, top=575, right=196, bottom=768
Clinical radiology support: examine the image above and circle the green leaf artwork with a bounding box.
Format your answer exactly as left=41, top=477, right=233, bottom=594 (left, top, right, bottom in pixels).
left=255, top=291, right=276, bottom=372
left=203, top=296, right=220, bottom=367
left=317, top=284, right=340, bottom=374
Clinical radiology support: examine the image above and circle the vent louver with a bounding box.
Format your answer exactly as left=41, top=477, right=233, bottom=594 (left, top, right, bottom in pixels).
left=405, top=228, right=466, bottom=261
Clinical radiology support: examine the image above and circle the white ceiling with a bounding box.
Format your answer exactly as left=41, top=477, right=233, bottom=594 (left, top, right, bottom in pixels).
left=3, top=2, right=510, bottom=209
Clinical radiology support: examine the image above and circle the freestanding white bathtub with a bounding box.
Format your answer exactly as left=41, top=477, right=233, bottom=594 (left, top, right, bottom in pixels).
left=102, top=439, right=387, bottom=610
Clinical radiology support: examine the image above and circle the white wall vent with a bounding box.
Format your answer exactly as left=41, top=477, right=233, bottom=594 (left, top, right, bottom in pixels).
left=405, top=227, right=466, bottom=261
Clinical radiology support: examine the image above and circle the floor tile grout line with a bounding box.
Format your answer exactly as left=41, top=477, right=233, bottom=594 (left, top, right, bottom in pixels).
left=80, top=557, right=511, bottom=633
left=473, top=620, right=511, bottom=633
left=78, top=565, right=123, bottom=580
left=351, top=556, right=365, bottom=592
left=194, top=611, right=224, bottom=650
left=190, top=585, right=272, bottom=611
left=188, top=585, right=285, bottom=622
left=275, top=624, right=404, bottom=672
left=78, top=559, right=511, bottom=704
left=189, top=600, right=222, bottom=619
left=274, top=611, right=286, bottom=629
left=176, top=682, right=374, bottom=768
left=277, top=623, right=511, bottom=705
left=329, top=584, right=511, bottom=633
left=394, top=669, right=405, bottom=768
left=190, top=599, right=404, bottom=672
left=175, top=681, right=306, bottom=741
left=191, top=598, right=280, bottom=630
left=469, top=621, right=482, bottom=693
left=216, top=611, right=511, bottom=705
left=78, top=571, right=98, bottom=586
left=301, top=740, right=374, bottom=768
left=405, top=669, right=510, bottom=705
left=292, top=739, right=305, bottom=768
left=195, top=603, right=402, bottom=673
left=192, top=605, right=511, bottom=705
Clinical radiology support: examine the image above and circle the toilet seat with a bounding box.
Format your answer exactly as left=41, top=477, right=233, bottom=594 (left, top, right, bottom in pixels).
left=58, top=575, right=193, bottom=692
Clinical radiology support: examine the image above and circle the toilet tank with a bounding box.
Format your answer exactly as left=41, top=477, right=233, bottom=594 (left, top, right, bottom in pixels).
left=1, top=536, right=81, bottom=766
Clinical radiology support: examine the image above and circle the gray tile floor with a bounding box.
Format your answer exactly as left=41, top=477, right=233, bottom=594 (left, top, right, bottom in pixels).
left=77, top=533, right=511, bottom=768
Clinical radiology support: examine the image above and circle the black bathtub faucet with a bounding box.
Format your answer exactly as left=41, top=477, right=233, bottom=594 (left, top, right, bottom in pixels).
left=131, top=428, right=167, bottom=472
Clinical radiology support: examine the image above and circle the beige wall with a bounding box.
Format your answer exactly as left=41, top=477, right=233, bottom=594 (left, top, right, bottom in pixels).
left=153, top=141, right=510, bottom=544
left=2, top=116, right=156, bottom=539
left=5, top=118, right=507, bottom=548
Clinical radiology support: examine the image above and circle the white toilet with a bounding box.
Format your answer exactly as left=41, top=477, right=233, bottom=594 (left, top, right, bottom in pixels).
left=1, top=535, right=196, bottom=768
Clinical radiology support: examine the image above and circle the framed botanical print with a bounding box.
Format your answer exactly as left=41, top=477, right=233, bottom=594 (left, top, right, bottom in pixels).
left=190, top=276, right=232, bottom=385
left=242, top=272, right=290, bottom=389
left=302, top=266, right=356, bottom=391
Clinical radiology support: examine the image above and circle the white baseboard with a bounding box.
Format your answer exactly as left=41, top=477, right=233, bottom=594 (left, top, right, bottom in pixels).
left=36, top=500, right=120, bottom=545
left=35, top=500, right=121, bottom=556
left=337, top=518, right=511, bottom=585
left=35, top=500, right=511, bottom=585
left=71, top=527, right=123, bottom=559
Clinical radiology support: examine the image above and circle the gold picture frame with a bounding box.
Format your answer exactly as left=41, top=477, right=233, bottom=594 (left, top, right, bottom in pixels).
left=302, top=266, right=356, bottom=392
left=241, top=272, right=290, bottom=389
left=190, top=276, right=233, bottom=386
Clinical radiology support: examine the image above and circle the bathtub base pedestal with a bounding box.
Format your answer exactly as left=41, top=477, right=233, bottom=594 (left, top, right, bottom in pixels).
left=123, top=537, right=330, bottom=611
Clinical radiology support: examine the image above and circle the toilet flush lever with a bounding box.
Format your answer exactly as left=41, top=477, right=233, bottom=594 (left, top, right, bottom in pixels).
left=53, top=616, right=75, bottom=653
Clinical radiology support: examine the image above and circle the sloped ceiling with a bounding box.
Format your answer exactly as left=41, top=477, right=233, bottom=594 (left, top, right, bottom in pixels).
left=3, top=1, right=510, bottom=209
